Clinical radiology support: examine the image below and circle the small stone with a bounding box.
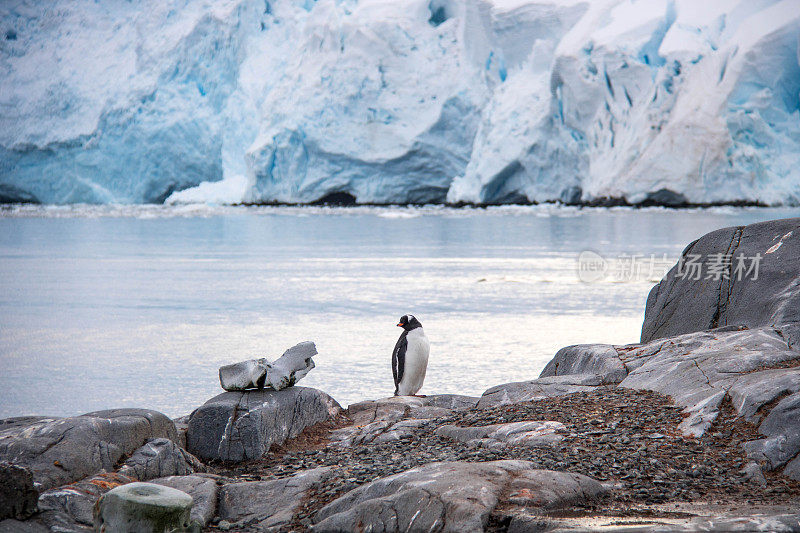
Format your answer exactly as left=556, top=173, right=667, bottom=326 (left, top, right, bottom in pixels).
left=94, top=482, right=194, bottom=533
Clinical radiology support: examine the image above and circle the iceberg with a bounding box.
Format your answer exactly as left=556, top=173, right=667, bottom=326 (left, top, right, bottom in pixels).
left=0, top=0, right=798, bottom=205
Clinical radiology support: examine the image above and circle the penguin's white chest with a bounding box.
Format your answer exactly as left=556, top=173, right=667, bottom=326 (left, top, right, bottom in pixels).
left=397, top=328, right=430, bottom=396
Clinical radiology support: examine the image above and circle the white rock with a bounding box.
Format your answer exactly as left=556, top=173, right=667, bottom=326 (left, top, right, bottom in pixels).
left=218, top=341, right=317, bottom=391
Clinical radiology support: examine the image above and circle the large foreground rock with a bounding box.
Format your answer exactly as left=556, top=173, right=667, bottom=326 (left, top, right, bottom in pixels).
left=219, top=341, right=318, bottom=392
left=313, top=460, right=606, bottom=532
left=0, top=409, right=177, bottom=491
left=641, top=218, right=800, bottom=343
left=219, top=467, right=332, bottom=531
left=187, top=387, right=341, bottom=462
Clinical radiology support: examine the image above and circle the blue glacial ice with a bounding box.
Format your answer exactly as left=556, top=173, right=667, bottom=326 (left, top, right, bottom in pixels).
left=0, top=0, right=798, bottom=205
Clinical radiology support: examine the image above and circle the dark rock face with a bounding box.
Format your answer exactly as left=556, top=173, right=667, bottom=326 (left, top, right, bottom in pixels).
left=0, top=409, right=177, bottom=491
left=0, top=462, right=37, bottom=520
left=313, top=460, right=606, bottom=532
left=641, top=217, right=800, bottom=343
left=186, top=387, right=341, bottom=462
left=117, top=438, right=205, bottom=481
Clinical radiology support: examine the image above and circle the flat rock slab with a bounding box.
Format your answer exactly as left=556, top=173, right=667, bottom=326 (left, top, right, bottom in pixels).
left=219, top=341, right=318, bottom=392
left=219, top=467, right=332, bottom=531
left=187, top=387, right=341, bottom=462
left=152, top=474, right=220, bottom=527
left=118, top=438, right=205, bottom=481
left=435, top=421, right=567, bottom=449
left=478, top=375, right=605, bottom=408
left=330, top=418, right=428, bottom=447
left=347, top=394, right=478, bottom=426
left=641, top=218, right=800, bottom=343
left=313, top=460, right=606, bottom=533
left=0, top=409, right=177, bottom=491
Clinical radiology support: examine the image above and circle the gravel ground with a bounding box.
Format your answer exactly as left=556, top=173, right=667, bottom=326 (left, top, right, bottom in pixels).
left=212, top=388, right=800, bottom=531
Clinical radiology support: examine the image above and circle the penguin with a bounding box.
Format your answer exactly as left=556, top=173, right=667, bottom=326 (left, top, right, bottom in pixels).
left=392, top=314, right=430, bottom=396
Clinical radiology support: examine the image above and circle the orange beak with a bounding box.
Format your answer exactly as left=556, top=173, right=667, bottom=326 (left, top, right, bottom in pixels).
left=397, top=322, right=403, bottom=327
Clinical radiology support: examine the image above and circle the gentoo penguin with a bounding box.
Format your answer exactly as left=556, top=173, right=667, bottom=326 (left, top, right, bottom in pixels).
left=392, top=314, right=430, bottom=396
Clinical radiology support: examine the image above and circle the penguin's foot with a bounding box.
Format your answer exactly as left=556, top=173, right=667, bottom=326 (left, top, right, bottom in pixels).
left=411, top=394, right=427, bottom=398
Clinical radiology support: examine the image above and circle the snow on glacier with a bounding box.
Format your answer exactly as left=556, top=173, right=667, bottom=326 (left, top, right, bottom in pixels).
left=0, top=0, right=798, bottom=205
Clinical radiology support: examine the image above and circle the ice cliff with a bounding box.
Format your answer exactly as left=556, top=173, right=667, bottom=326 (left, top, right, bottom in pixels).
left=1, top=0, right=798, bottom=205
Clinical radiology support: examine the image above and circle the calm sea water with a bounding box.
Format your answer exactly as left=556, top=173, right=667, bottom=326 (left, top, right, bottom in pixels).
left=1, top=205, right=798, bottom=419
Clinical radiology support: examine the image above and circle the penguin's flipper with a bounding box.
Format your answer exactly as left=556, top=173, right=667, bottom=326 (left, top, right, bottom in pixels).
left=392, top=335, right=407, bottom=391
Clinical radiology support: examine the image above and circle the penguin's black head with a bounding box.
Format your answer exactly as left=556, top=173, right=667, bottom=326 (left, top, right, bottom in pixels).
left=397, top=314, right=422, bottom=331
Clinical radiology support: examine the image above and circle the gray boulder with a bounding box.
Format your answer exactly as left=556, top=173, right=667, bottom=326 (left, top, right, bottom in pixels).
left=347, top=397, right=422, bottom=426
left=152, top=475, right=220, bottom=527
left=420, top=394, right=480, bottom=410
left=117, top=438, right=205, bottom=481
left=478, top=374, right=604, bottom=408
left=313, top=460, right=606, bottom=533
left=187, top=387, right=341, bottom=462
left=330, top=418, right=428, bottom=447
left=0, top=462, right=37, bottom=520
left=347, top=394, right=478, bottom=426
left=219, top=341, right=317, bottom=392
left=435, top=421, right=567, bottom=449
left=540, top=344, right=627, bottom=384
left=0, top=409, right=177, bottom=491
left=37, top=472, right=133, bottom=527
left=641, top=217, right=800, bottom=343
left=219, top=467, right=332, bottom=531
left=93, top=482, right=194, bottom=533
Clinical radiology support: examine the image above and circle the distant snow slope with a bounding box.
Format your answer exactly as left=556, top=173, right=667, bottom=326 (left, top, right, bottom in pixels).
left=1, top=0, right=798, bottom=205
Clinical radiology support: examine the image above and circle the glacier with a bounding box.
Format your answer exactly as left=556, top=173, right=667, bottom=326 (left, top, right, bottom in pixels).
left=0, top=0, right=798, bottom=205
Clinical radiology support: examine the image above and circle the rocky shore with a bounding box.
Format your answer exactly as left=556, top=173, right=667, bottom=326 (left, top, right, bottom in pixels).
left=2, top=217, right=799, bottom=532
